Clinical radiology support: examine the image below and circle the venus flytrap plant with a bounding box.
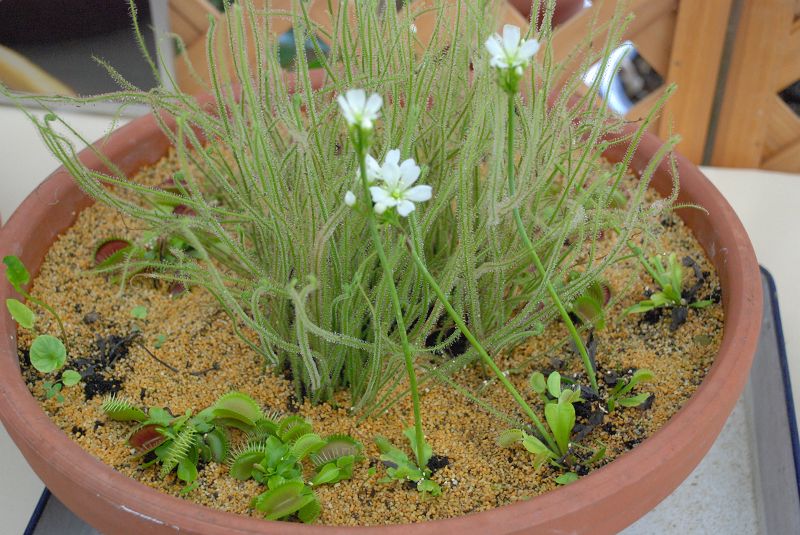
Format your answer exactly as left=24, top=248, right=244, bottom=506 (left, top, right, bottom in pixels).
left=103, top=390, right=359, bottom=514
left=606, top=369, right=655, bottom=412
left=228, top=411, right=362, bottom=522
left=102, top=392, right=249, bottom=493
left=375, top=432, right=441, bottom=496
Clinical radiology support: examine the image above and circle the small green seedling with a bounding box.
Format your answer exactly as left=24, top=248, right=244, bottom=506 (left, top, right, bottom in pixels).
left=4, top=256, right=80, bottom=400
left=626, top=253, right=712, bottom=323
left=606, top=369, right=655, bottom=412
left=131, top=306, right=148, bottom=320
left=566, top=273, right=611, bottom=331
left=374, top=429, right=441, bottom=496
left=501, top=371, right=603, bottom=480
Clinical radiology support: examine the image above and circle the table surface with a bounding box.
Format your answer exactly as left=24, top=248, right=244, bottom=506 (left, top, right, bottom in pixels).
left=1, top=106, right=797, bottom=534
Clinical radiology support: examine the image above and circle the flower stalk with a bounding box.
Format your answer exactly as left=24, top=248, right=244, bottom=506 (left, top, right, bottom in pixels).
left=407, top=242, right=558, bottom=451
left=486, top=25, right=598, bottom=393
left=505, top=94, right=599, bottom=393
left=340, top=89, right=428, bottom=469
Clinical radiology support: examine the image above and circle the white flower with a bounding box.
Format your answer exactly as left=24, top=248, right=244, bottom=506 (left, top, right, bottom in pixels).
left=344, top=190, right=357, bottom=207
left=484, top=24, right=540, bottom=71
left=364, top=153, right=382, bottom=184
left=337, top=89, right=382, bottom=130
left=368, top=150, right=432, bottom=217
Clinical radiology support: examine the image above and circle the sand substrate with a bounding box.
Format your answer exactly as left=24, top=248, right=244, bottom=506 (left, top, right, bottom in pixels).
left=16, top=150, right=723, bottom=526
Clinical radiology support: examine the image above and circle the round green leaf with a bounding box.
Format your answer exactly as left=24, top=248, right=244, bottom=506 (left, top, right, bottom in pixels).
left=29, top=335, right=67, bottom=373
left=130, top=306, right=148, bottom=320
left=529, top=372, right=546, bottom=394
left=6, top=298, right=35, bottom=329
left=3, top=256, right=30, bottom=292
left=61, top=370, right=81, bottom=387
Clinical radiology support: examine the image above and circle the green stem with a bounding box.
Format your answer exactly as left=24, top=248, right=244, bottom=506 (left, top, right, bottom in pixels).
left=407, top=245, right=558, bottom=452
left=618, top=230, right=661, bottom=283
left=22, top=291, right=70, bottom=355
left=505, top=94, right=598, bottom=393
left=355, top=131, right=427, bottom=469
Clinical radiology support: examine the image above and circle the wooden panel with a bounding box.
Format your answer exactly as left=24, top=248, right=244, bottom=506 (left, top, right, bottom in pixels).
left=169, top=0, right=218, bottom=44
left=174, top=0, right=296, bottom=94
left=627, top=6, right=676, bottom=77
left=710, top=0, right=794, bottom=167
left=763, top=95, right=800, bottom=158
left=775, top=22, right=800, bottom=91
left=549, top=0, right=677, bottom=88
left=656, top=0, right=733, bottom=163
left=762, top=136, right=800, bottom=171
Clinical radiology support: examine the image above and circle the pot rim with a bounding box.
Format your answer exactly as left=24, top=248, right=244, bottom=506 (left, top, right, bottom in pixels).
left=0, top=111, right=762, bottom=534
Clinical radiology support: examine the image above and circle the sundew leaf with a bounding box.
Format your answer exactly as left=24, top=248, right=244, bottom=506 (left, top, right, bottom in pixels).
left=29, top=335, right=66, bottom=373
left=6, top=298, right=35, bottom=329
left=3, top=256, right=30, bottom=292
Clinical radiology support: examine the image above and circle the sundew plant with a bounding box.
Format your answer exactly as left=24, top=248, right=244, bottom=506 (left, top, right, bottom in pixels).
left=7, top=0, right=677, bottom=470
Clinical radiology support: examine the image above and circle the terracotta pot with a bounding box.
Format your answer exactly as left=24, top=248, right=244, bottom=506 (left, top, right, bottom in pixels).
left=0, top=112, right=761, bottom=533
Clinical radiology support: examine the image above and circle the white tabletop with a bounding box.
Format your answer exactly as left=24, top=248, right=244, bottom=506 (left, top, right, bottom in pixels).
left=0, top=105, right=797, bottom=534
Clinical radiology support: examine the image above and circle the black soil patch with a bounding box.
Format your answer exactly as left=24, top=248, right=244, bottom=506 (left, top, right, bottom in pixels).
left=427, top=454, right=451, bottom=474
left=72, top=331, right=138, bottom=399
